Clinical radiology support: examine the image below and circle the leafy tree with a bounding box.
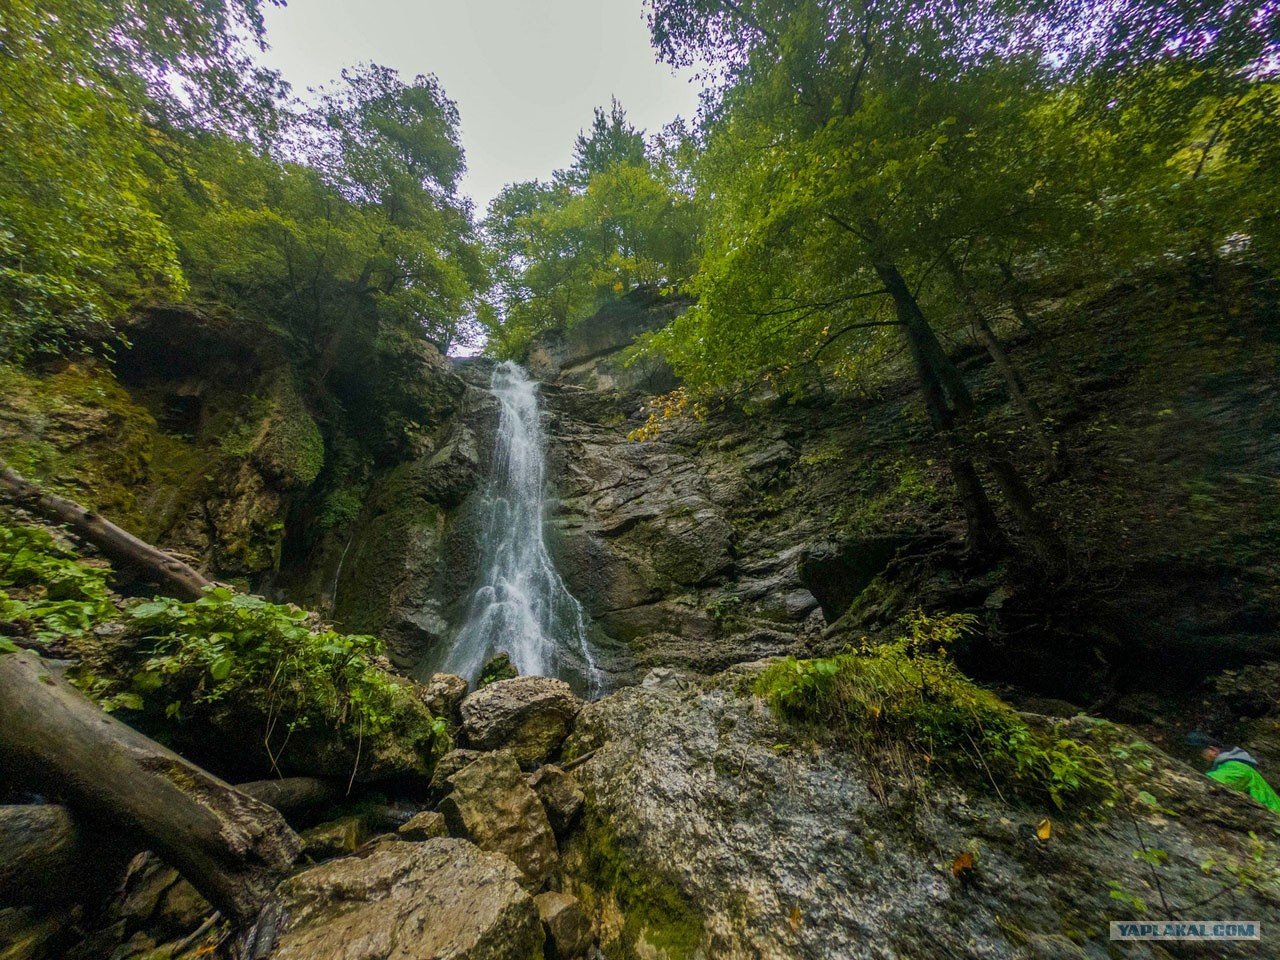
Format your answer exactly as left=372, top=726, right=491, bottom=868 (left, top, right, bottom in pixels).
left=645, top=0, right=1065, bottom=559
left=483, top=103, right=701, bottom=357
left=642, top=0, right=1276, bottom=560
left=0, top=0, right=284, bottom=362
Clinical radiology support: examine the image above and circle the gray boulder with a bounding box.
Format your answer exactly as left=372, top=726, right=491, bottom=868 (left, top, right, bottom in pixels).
left=534, top=891, right=593, bottom=960
left=528, top=764, right=585, bottom=835
left=439, top=751, right=559, bottom=891
left=460, top=676, right=581, bottom=768
left=269, top=838, right=543, bottom=960
left=558, top=666, right=1280, bottom=960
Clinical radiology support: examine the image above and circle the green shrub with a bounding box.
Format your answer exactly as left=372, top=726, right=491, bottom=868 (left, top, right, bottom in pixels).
left=114, top=588, right=446, bottom=751
left=0, top=523, right=116, bottom=649
left=755, top=611, right=1112, bottom=809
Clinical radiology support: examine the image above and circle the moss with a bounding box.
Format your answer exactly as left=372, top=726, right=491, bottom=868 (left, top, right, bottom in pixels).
left=229, top=375, right=324, bottom=489
left=0, top=361, right=224, bottom=541
left=572, top=816, right=705, bottom=960
left=755, top=612, right=1115, bottom=810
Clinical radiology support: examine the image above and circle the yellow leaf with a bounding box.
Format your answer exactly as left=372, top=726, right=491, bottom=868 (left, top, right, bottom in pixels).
left=788, top=905, right=802, bottom=932
left=1036, top=818, right=1052, bottom=841
left=951, top=851, right=975, bottom=877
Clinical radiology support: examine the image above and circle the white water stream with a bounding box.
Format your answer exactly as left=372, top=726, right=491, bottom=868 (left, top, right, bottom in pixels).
left=442, top=361, right=600, bottom=692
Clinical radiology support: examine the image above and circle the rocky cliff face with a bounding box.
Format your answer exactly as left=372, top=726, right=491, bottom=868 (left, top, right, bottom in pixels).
left=558, top=665, right=1279, bottom=960
left=528, top=273, right=1280, bottom=723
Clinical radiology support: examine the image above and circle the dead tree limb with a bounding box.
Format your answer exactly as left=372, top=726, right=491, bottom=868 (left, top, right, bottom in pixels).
left=0, top=651, right=300, bottom=920
left=0, top=461, right=213, bottom=600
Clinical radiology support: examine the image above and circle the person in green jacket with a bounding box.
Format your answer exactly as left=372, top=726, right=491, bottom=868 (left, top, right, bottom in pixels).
left=1186, top=732, right=1280, bottom=814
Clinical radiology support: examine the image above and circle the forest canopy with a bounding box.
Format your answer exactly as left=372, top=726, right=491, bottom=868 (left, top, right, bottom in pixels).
left=0, top=0, right=485, bottom=365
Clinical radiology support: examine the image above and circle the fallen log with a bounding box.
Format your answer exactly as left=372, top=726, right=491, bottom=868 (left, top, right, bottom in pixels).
left=0, top=779, right=333, bottom=906
left=0, top=461, right=213, bottom=601
left=236, top=778, right=339, bottom=816
left=0, top=651, right=300, bottom=920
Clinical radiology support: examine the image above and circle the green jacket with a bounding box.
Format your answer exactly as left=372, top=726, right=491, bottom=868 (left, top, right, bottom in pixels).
left=1207, top=750, right=1280, bottom=814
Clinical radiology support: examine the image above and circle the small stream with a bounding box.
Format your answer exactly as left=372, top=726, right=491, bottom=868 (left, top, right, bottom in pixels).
left=440, top=361, right=601, bottom=693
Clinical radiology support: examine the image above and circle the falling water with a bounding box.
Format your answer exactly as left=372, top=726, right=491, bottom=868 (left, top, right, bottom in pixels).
left=442, top=361, right=600, bottom=692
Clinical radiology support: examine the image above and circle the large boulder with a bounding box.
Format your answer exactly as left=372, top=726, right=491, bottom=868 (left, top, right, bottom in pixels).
left=438, top=751, right=559, bottom=891
left=269, top=838, right=544, bottom=960
left=421, top=672, right=469, bottom=724
left=460, top=676, right=581, bottom=768
left=558, top=666, right=1280, bottom=960
left=534, top=891, right=593, bottom=960
left=529, top=764, right=585, bottom=836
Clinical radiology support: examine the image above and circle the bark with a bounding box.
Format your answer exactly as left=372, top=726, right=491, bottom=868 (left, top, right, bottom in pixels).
left=0, top=462, right=213, bottom=601
left=237, top=778, right=339, bottom=815
left=940, top=254, right=1060, bottom=472
left=0, top=780, right=331, bottom=907
left=870, top=254, right=1065, bottom=564
left=869, top=258, right=1003, bottom=556
left=0, top=651, right=300, bottom=920
left=997, top=260, right=1040, bottom=336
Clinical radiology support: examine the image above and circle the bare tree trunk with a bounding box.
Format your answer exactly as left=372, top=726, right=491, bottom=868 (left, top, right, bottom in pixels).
left=237, top=777, right=339, bottom=815
left=870, top=255, right=1065, bottom=566
left=0, top=462, right=213, bottom=600
left=998, top=260, right=1040, bottom=336
left=941, top=254, right=1060, bottom=472
left=0, top=779, right=332, bottom=906
left=0, top=651, right=300, bottom=920
left=869, top=259, right=1003, bottom=557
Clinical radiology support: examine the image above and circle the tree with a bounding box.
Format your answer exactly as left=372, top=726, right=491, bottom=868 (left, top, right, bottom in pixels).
left=0, top=0, right=286, bottom=362
left=483, top=103, right=701, bottom=357
left=645, top=0, right=1066, bottom=559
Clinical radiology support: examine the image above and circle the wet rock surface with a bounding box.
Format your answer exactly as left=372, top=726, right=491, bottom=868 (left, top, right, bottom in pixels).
left=270, top=838, right=544, bottom=960
left=529, top=764, right=585, bottom=836
left=558, top=666, right=1280, bottom=960
left=460, top=676, right=582, bottom=768
left=438, top=750, right=559, bottom=891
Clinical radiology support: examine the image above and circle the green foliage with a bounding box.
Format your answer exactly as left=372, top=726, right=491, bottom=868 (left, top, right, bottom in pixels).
left=0, top=0, right=283, bottom=361
left=482, top=104, right=701, bottom=357
left=0, top=524, right=117, bottom=647
left=478, top=652, right=518, bottom=688
left=832, top=458, right=940, bottom=537
left=637, top=0, right=1279, bottom=393
left=109, top=588, right=445, bottom=757
left=756, top=611, right=1113, bottom=808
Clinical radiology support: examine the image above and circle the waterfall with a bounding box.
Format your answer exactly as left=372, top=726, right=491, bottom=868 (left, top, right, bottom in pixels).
left=442, top=360, right=600, bottom=692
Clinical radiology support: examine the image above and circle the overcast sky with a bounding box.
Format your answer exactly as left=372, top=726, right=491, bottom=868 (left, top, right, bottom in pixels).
left=259, top=0, right=703, bottom=212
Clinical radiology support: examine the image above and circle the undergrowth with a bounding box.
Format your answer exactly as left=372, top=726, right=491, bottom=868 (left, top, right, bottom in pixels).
left=755, top=611, right=1114, bottom=809
left=0, top=521, right=447, bottom=766
left=0, top=524, right=116, bottom=650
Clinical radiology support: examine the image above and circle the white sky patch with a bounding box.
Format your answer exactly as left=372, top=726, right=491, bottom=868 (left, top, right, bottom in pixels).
left=258, top=0, right=703, bottom=212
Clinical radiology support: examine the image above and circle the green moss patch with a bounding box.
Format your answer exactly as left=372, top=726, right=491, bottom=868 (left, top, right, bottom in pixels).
left=756, top=612, right=1114, bottom=810
left=572, top=816, right=705, bottom=960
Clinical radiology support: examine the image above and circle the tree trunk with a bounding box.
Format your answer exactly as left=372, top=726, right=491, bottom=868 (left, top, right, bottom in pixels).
left=237, top=777, right=339, bottom=815
left=870, top=255, right=1065, bottom=565
left=0, top=779, right=332, bottom=907
left=998, top=260, right=1040, bottom=336
left=0, top=463, right=213, bottom=601
left=0, top=651, right=300, bottom=920
left=869, top=259, right=1003, bottom=556
left=941, top=254, right=1059, bottom=472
